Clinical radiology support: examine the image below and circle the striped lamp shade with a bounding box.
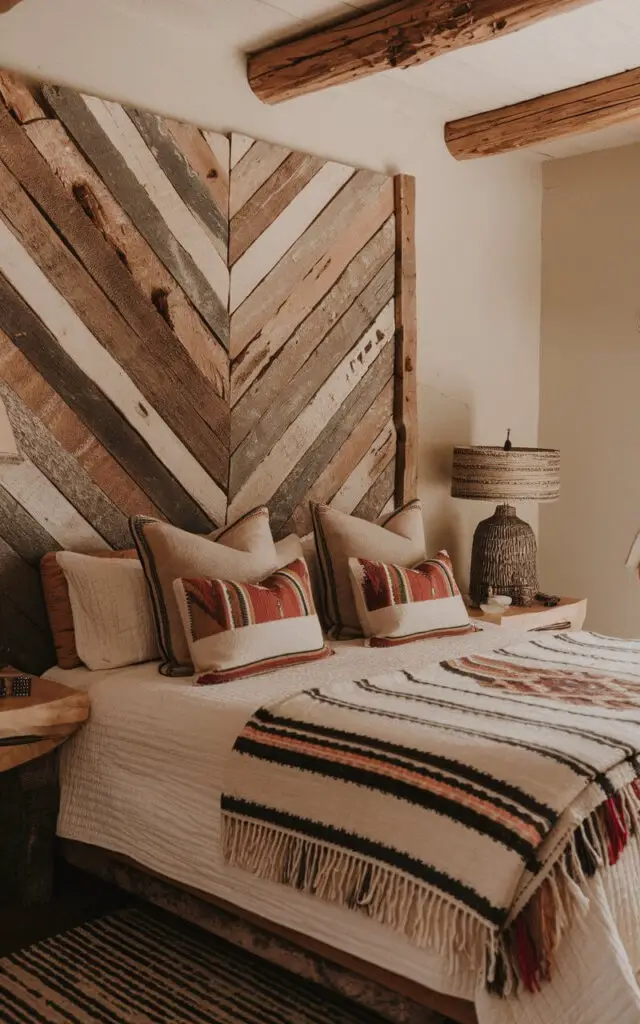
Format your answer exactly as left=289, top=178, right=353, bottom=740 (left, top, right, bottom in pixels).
left=451, top=446, right=560, bottom=503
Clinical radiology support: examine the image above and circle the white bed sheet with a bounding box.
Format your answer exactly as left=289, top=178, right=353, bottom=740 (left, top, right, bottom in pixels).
left=50, top=626, right=515, bottom=1005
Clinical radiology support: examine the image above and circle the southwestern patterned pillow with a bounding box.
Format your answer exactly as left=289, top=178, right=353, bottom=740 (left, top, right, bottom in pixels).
left=348, top=550, right=475, bottom=647
left=173, top=558, right=332, bottom=684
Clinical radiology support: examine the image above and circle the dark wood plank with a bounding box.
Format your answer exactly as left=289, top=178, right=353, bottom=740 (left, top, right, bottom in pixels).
left=128, top=108, right=229, bottom=255
left=0, top=130, right=229, bottom=482
left=393, top=175, right=418, bottom=505
left=229, top=151, right=324, bottom=264
left=0, top=484, right=59, bottom=564
left=0, top=591, right=54, bottom=676
left=229, top=255, right=394, bottom=497
left=231, top=216, right=395, bottom=450
left=353, top=460, right=396, bottom=520
left=0, top=272, right=213, bottom=532
left=0, top=536, right=49, bottom=635
left=268, top=341, right=394, bottom=537
left=41, top=85, right=229, bottom=349
left=0, top=383, right=130, bottom=549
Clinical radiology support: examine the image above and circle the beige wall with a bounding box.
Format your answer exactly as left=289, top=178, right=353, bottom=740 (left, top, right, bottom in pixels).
left=540, top=144, right=640, bottom=634
left=0, top=0, right=543, bottom=587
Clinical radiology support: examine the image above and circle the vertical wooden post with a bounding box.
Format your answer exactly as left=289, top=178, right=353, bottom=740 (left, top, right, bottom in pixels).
left=393, top=174, right=418, bottom=505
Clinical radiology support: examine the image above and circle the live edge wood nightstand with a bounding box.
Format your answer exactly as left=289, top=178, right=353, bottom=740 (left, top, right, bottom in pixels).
left=0, top=669, right=90, bottom=906
left=468, top=597, right=587, bottom=633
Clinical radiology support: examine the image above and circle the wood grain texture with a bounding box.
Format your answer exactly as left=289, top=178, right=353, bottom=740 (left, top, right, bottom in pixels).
left=247, top=0, right=589, bottom=104
left=445, top=65, right=640, bottom=158
left=394, top=174, right=418, bottom=504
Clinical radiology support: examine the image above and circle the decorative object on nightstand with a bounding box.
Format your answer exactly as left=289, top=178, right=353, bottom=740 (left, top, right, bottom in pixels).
left=0, top=668, right=90, bottom=906
left=468, top=596, right=587, bottom=632
left=451, top=433, right=560, bottom=607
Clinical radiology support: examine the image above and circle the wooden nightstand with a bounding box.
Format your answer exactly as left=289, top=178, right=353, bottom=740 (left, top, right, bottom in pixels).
left=0, top=669, right=90, bottom=906
left=468, top=597, right=587, bottom=633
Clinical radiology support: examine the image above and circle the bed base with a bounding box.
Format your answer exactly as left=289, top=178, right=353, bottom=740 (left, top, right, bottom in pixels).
left=59, top=839, right=478, bottom=1024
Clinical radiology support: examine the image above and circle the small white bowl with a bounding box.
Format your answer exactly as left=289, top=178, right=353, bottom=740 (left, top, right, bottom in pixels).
left=491, top=595, right=513, bottom=608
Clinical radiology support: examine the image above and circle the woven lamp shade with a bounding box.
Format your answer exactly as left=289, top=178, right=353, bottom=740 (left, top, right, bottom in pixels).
left=451, top=447, right=560, bottom=503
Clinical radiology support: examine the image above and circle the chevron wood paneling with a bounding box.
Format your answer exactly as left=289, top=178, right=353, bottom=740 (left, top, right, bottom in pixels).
left=0, top=71, right=417, bottom=673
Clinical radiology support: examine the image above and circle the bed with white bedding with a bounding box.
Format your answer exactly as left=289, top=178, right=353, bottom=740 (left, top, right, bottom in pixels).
left=48, top=628, right=640, bottom=1024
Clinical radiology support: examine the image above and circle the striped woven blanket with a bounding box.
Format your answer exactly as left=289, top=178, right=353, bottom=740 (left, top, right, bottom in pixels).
left=221, top=632, right=640, bottom=995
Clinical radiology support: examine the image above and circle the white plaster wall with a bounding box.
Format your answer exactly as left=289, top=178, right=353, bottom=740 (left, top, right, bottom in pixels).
left=0, top=0, right=543, bottom=588
left=540, top=145, right=640, bottom=634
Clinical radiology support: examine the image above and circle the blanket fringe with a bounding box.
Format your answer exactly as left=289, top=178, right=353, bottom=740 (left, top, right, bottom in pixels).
left=222, top=778, right=640, bottom=999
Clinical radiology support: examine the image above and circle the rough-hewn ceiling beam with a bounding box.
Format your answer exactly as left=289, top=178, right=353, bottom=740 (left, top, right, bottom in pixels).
left=445, top=65, right=640, bottom=158
left=0, top=0, right=24, bottom=11
left=247, top=0, right=592, bottom=105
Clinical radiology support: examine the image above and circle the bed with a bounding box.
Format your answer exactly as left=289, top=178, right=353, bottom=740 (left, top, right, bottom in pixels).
left=46, top=627, right=640, bottom=1024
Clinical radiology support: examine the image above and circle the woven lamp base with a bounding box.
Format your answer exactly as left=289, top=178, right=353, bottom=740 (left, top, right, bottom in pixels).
left=469, top=504, right=538, bottom=608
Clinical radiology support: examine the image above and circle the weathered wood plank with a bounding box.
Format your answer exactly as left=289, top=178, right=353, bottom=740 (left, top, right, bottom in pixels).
left=0, top=329, right=160, bottom=521
left=353, top=459, right=396, bottom=521
left=0, top=272, right=213, bottom=532
left=24, top=117, right=228, bottom=400
left=231, top=174, right=394, bottom=397
left=330, top=419, right=395, bottom=513
left=229, top=301, right=395, bottom=520
left=230, top=161, right=354, bottom=312
left=0, top=589, right=54, bottom=676
left=0, top=71, right=43, bottom=123
left=166, top=121, right=229, bottom=226
left=231, top=217, right=395, bottom=450
left=247, top=0, right=590, bottom=105
left=230, top=134, right=254, bottom=170
left=127, top=108, right=229, bottom=261
left=230, top=151, right=324, bottom=265
left=0, top=220, right=226, bottom=525
left=230, top=138, right=290, bottom=217
left=285, top=378, right=394, bottom=536
left=41, top=84, right=230, bottom=347
left=229, top=256, right=394, bottom=495
left=0, top=113, right=230, bottom=478
left=268, top=342, right=395, bottom=538
left=0, top=484, right=60, bottom=564
left=0, top=382, right=130, bottom=549
left=394, top=174, right=418, bottom=505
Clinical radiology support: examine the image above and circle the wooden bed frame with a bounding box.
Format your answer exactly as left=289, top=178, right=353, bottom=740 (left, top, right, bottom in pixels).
left=60, top=839, right=478, bottom=1024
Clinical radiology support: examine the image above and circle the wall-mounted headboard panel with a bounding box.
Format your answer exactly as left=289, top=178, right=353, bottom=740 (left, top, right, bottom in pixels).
left=0, top=71, right=417, bottom=673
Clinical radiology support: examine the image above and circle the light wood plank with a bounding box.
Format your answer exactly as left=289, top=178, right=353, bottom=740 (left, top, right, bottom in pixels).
left=247, top=0, right=589, bottom=105
left=230, top=134, right=254, bottom=170
left=230, top=138, right=290, bottom=216
left=0, top=71, right=43, bottom=123
left=231, top=217, right=395, bottom=450
left=231, top=161, right=353, bottom=312
left=0, top=483, right=59, bottom=563
left=228, top=301, right=394, bottom=520
left=445, top=66, right=640, bottom=159
left=42, top=85, right=229, bottom=346
left=353, top=460, right=396, bottom=520
left=25, top=117, right=228, bottom=400
left=330, top=419, right=395, bottom=512
left=167, top=121, right=230, bottom=226
left=394, top=174, right=418, bottom=505
left=0, top=224, right=227, bottom=526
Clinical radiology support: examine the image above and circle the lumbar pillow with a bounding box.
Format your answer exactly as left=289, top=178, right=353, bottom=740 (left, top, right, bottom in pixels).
left=311, top=500, right=426, bottom=638
left=348, top=550, right=474, bottom=647
left=173, top=558, right=332, bottom=685
left=41, top=549, right=138, bottom=669
left=130, top=508, right=279, bottom=676
left=56, top=551, right=159, bottom=670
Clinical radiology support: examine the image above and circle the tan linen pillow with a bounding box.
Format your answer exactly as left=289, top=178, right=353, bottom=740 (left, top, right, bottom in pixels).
left=311, top=500, right=426, bottom=638
left=56, top=552, right=159, bottom=670
left=41, top=549, right=138, bottom=669
left=131, top=507, right=279, bottom=676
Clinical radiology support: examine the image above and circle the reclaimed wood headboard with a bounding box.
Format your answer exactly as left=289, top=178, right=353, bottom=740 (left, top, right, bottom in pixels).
left=0, top=71, right=417, bottom=673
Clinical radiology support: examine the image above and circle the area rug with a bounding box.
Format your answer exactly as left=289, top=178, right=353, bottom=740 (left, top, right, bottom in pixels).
left=0, top=905, right=445, bottom=1024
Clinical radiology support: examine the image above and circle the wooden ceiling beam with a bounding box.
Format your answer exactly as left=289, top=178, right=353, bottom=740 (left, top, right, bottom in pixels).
left=247, top=0, right=591, bottom=106
left=0, top=0, right=24, bottom=11
left=445, top=66, right=640, bottom=159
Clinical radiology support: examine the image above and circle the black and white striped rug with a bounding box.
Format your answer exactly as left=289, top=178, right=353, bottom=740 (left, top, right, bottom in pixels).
left=0, top=905, right=397, bottom=1023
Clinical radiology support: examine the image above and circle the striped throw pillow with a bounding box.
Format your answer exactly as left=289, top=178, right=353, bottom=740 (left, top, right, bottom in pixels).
left=173, top=558, right=332, bottom=684
left=348, top=550, right=475, bottom=647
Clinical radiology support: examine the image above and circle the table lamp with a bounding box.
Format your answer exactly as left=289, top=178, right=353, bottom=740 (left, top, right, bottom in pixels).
left=451, top=434, right=560, bottom=607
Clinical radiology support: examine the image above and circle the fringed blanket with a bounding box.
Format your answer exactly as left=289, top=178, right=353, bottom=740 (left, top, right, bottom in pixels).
left=221, top=632, right=640, bottom=996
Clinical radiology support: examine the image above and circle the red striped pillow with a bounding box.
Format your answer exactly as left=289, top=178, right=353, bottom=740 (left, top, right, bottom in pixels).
left=173, top=558, right=332, bottom=684
left=348, top=550, right=475, bottom=647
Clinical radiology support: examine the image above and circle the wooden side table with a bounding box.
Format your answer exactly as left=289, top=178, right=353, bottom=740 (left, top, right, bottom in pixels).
left=0, top=669, right=90, bottom=905
left=468, top=597, right=587, bottom=633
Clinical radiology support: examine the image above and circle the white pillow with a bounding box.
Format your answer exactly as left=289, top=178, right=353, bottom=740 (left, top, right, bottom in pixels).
left=56, top=552, right=159, bottom=670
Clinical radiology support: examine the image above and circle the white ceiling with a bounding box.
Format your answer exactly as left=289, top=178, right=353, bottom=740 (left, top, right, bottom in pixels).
left=121, top=0, right=640, bottom=160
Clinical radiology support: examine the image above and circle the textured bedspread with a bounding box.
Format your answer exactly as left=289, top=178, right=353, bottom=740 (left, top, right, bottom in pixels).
left=223, top=631, right=640, bottom=1017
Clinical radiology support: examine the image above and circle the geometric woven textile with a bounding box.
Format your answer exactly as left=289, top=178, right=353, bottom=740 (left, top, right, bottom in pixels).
left=0, top=905, right=431, bottom=1024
